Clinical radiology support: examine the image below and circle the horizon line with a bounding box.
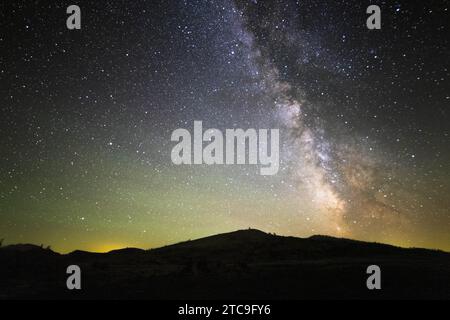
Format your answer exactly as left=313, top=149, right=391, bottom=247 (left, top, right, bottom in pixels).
left=1, top=228, right=448, bottom=255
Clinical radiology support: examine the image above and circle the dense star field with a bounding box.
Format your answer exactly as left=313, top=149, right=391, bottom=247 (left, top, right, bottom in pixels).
left=1, top=0, right=449, bottom=253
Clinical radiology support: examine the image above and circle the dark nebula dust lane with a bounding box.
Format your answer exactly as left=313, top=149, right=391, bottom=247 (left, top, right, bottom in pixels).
left=0, top=0, right=449, bottom=252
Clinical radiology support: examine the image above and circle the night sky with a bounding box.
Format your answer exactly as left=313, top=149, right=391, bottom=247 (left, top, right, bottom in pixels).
left=1, top=0, right=449, bottom=253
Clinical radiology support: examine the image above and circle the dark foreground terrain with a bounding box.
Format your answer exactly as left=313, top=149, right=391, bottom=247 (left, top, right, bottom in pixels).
left=1, top=229, right=449, bottom=299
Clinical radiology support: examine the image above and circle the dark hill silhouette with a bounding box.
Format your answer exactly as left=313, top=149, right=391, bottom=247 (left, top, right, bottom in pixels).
left=1, top=243, right=56, bottom=253
left=1, top=229, right=449, bottom=299
left=151, top=229, right=448, bottom=262
left=107, top=247, right=145, bottom=255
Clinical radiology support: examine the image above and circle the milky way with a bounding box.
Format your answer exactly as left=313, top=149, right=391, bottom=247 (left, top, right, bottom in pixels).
left=1, top=0, right=449, bottom=252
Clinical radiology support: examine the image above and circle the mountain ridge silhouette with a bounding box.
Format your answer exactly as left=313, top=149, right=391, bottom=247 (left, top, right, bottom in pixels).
left=1, top=228, right=449, bottom=299
left=2, top=228, right=447, bottom=255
